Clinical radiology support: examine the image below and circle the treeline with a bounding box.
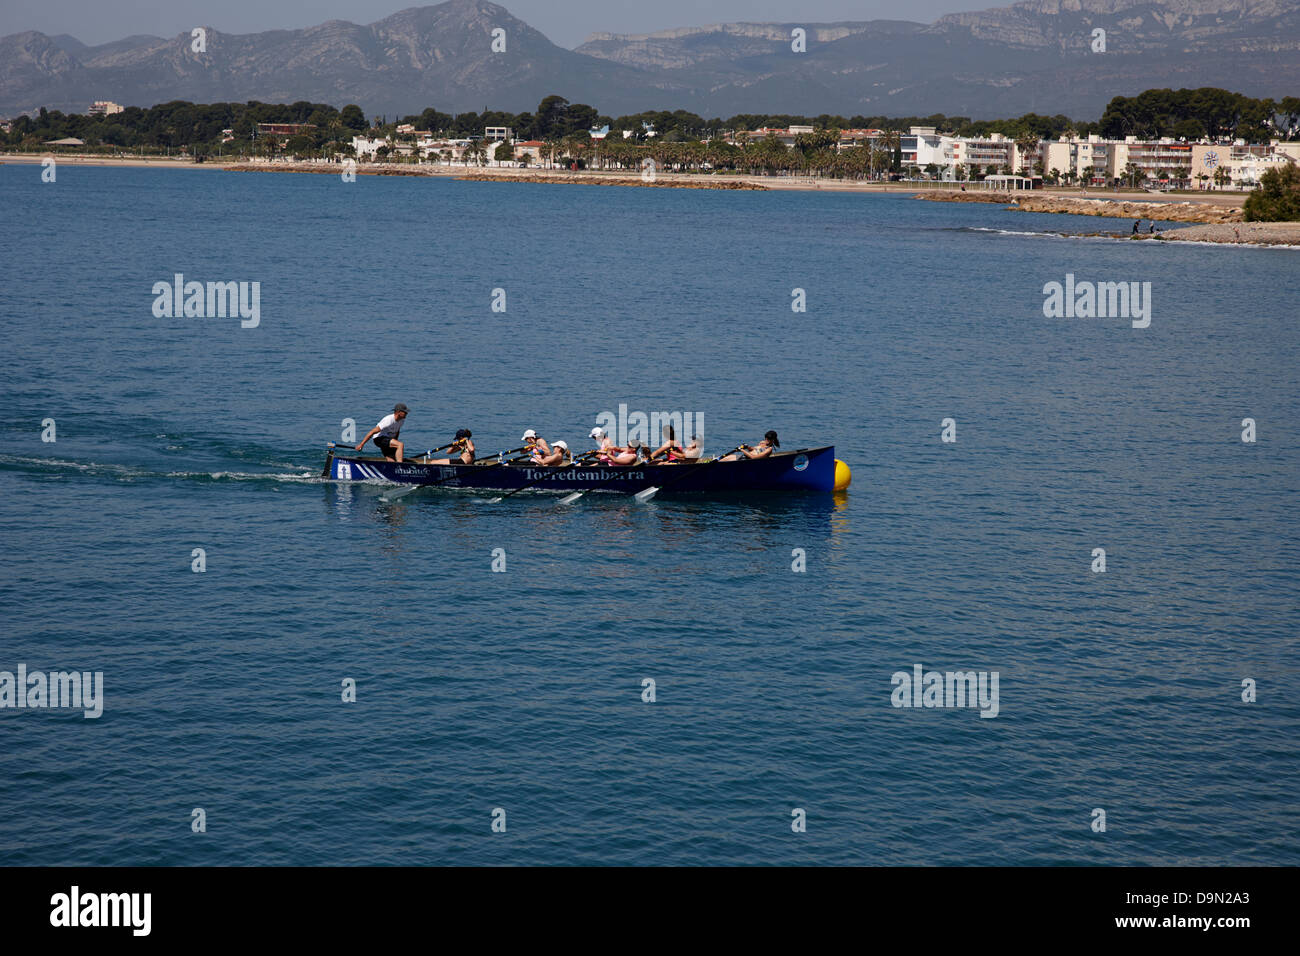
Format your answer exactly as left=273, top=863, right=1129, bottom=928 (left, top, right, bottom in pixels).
left=5, top=88, right=1297, bottom=154
left=1097, top=88, right=1300, bottom=142
left=2, top=100, right=367, bottom=154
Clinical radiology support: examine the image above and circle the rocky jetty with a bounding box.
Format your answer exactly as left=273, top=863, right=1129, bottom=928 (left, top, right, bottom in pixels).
left=915, top=189, right=1243, bottom=223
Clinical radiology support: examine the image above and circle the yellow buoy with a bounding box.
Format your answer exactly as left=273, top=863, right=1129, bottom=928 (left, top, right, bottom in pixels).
left=833, top=458, right=852, bottom=491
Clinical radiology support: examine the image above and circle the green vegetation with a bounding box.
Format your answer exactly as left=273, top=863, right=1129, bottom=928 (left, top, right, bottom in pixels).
left=1097, top=88, right=1299, bottom=142
left=1243, top=166, right=1300, bottom=221
left=5, top=88, right=1296, bottom=183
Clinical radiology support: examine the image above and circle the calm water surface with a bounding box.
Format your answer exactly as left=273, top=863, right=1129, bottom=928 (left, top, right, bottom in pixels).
left=1, top=165, right=1296, bottom=865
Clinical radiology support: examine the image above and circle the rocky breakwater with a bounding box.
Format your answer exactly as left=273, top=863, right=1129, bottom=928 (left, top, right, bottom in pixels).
left=915, top=189, right=1242, bottom=223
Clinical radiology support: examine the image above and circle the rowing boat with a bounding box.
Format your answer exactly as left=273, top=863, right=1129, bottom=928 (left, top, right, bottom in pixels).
left=322, top=443, right=851, bottom=494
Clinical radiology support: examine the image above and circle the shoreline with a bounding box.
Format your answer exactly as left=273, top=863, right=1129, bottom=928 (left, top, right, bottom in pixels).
left=914, top=187, right=1243, bottom=223
left=5, top=152, right=1294, bottom=244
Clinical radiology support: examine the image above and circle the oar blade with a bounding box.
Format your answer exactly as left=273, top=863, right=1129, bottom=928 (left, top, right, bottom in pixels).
left=381, top=484, right=422, bottom=502
left=634, top=486, right=660, bottom=503
left=485, top=496, right=504, bottom=504
left=557, top=492, right=583, bottom=505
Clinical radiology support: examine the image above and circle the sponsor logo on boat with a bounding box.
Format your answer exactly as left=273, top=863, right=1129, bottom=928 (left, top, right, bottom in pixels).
left=523, top=469, right=645, bottom=481
left=593, top=404, right=704, bottom=448
left=393, top=466, right=423, bottom=476
left=890, top=664, right=999, bottom=718
left=0, top=664, right=103, bottom=718
left=793, top=454, right=809, bottom=471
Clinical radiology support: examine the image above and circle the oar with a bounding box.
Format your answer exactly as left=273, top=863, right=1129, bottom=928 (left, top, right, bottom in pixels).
left=373, top=439, right=458, bottom=501
left=415, top=441, right=458, bottom=462
left=486, top=451, right=600, bottom=503
left=557, top=447, right=657, bottom=505
left=633, top=446, right=744, bottom=503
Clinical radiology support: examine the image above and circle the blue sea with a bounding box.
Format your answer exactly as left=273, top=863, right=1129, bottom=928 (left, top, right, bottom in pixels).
left=1, top=164, right=1297, bottom=865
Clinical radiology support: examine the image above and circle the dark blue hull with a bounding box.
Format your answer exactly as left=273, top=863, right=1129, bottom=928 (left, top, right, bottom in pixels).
left=323, top=444, right=839, bottom=494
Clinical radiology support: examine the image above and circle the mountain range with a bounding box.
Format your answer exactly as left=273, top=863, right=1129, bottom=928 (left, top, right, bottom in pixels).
left=2, top=0, right=1297, bottom=120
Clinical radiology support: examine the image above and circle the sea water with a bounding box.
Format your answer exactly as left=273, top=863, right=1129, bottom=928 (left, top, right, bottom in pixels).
left=1, top=164, right=1296, bottom=864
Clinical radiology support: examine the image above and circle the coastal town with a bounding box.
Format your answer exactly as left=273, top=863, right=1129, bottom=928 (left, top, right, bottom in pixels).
left=5, top=88, right=1299, bottom=242
left=7, top=88, right=1299, bottom=193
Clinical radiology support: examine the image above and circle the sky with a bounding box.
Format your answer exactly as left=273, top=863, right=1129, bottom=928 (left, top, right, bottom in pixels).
left=1, top=0, right=984, bottom=49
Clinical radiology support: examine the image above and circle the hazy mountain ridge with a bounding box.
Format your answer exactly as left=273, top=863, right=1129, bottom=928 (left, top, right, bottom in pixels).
left=2, top=0, right=1296, bottom=120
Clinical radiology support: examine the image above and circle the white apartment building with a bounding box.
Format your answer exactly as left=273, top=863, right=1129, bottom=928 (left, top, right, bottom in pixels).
left=1190, top=142, right=1298, bottom=187
left=88, top=101, right=124, bottom=116
left=1043, top=136, right=1114, bottom=183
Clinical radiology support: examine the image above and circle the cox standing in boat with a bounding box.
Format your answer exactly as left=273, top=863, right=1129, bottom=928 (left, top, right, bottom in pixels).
left=357, top=403, right=409, bottom=462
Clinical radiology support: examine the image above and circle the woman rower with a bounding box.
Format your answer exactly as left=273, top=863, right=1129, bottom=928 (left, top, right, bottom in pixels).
left=429, top=428, right=475, bottom=464
left=722, top=430, right=779, bottom=461
left=604, top=441, right=641, bottom=466
left=536, top=440, right=571, bottom=466
left=648, top=424, right=687, bottom=463
left=590, top=426, right=616, bottom=461
left=683, top=435, right=702, bottom=460
left=521, top=429, right=552, bottom=463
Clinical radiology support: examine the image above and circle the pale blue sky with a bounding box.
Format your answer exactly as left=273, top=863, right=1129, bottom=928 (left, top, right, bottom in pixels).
left=3, top=0, right=982, bottom=48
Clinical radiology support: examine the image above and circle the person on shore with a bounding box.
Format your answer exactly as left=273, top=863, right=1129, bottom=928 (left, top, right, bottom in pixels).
left=429, top=428, right=474, bottom=464
left=357, top=403, right=409, bottom=462
left=1132, top=220, right=1141, bottom=234
left=1149, top=222, right=1157, bottom=233
left=521, top=429, right=552, bottom=463
left=648, top=424, right=687, bottom=462
left=723, top=431, right=780, bottom=461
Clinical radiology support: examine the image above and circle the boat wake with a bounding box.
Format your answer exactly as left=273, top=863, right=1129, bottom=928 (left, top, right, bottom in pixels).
left=0, top=454, right=328, bottom=486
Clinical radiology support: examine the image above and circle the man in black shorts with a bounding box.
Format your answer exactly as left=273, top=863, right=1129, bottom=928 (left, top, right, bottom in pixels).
left=357, top=403, right=409, bottom=461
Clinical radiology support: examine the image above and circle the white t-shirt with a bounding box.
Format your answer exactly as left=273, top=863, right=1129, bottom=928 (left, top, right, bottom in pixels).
left=376, top=414, right=403, bottom=438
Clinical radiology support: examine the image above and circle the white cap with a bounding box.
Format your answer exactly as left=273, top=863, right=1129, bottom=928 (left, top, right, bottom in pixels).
left=553, top=440, right=568, bottom=450
left=521, top=429, right=537, bottom=440
left=590, top=427, right=605, bottom=439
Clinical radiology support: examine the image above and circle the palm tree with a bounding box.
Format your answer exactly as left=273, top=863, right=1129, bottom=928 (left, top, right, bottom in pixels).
left=1015, top=136, right=1038, bottom=177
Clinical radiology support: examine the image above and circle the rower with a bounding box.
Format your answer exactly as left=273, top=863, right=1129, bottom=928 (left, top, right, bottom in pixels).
left=722, top=430, right=779, bottom=461
left=648, top=424, right=686, bottom=463
left=590, top=426, right=615, bottom=460
left=537, top=440, right=570, bottom=466
left=357, top=403, right=409, bottom=462
left=521, top=429, right=552, bottom=463
left=604, top=439, right=643, bottom=466
left=428, top=429, right=474, bottom=464
left=683, top=435, right=702, bottom=460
